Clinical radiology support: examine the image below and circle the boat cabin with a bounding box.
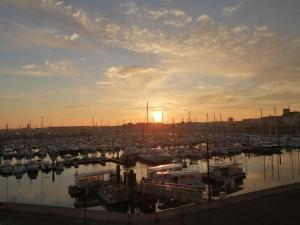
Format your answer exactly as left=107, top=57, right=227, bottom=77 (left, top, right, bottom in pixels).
left=147, top=163, right=203, bottom=185
left=209, top=162, right=244, bottom=177
left=75, top=169, right=117, bottom=188
left=147, top=163, right=182, bottom=179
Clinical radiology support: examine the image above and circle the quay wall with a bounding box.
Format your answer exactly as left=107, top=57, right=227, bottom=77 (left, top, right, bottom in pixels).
left=1, top=182, right=300, bottom=225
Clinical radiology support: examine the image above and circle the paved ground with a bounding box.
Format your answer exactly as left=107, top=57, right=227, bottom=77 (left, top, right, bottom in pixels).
left=161, top=187, right=300, bottom=225
left=1, top=186, right=300, bottom=225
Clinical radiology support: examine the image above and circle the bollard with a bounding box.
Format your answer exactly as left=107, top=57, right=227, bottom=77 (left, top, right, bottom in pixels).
left=180, top=206, right=185, bottom=217
left=127, top=213, right=132, bottom=225
left=154, top=211, right=159, bottom=224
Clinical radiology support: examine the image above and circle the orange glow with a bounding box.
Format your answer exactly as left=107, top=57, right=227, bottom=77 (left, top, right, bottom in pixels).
left=153, top=111, right=163, bottom=123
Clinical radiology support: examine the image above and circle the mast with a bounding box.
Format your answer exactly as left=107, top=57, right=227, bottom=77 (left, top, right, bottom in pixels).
left=260, top=108, right=263, bottom=137
left=41, top=116, right=44, bottom=129
left=206, top=113, right=211, bottom=202
left=274, top=106, right=279, bottom=145
left=146, top=102, right=149, bottom=125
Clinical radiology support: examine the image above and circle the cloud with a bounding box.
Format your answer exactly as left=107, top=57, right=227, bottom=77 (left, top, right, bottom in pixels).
left=0, top=59, right=79, bottom=77
left=2, top=0, right=300, bottom=120
left=104, top=66, right=160, bottom=78
left=22, top=64, right=40, bottom=70
left=120, top=2, right=192, bottom=27
left=96, top=81, right=114, bottom=86
left=223, top=1, right=245, bottom=17
left=196, top=14, right=213, bottom=24
left=0, top=20, right=88, bottom=51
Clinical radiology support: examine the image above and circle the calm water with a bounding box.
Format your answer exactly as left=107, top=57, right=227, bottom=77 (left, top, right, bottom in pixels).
left=1, top=150, right=300, bottom=208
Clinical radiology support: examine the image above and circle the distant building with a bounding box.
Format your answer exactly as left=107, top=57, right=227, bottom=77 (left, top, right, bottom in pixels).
left=283, top=108, right=291, bottom=117
left=228, top=117, right=234, bottom=123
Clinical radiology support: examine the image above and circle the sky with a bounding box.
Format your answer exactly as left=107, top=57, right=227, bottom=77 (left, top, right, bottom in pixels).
left=0, top=0, right=300, bottom=127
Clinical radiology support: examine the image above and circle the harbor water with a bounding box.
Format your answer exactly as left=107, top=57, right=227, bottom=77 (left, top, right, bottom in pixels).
left=0, top=150, right=300, bottom=210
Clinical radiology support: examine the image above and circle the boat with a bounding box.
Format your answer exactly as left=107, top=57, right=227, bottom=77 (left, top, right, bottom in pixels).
left=175, top=146, right=203, bottom=158
left=204, top=161, right=246, bottom=186
left=146, top=163, right=204, bottom=187
left=68, top=169, right=118, bottom=197
left=2, top=147, right=14, bottom=159
left=138, top=147, right=172, bottom=164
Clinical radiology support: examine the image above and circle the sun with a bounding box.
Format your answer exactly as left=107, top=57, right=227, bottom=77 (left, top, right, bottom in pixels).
left=153, top=111, right=163, bottom=123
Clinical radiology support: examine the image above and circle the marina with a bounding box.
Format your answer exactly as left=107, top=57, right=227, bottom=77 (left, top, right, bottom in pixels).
left=1, top=135, right=300, bottom=213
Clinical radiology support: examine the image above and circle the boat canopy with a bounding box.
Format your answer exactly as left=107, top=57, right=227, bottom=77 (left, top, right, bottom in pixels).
left=75, top=169, right=116, bottom=179
left=157, top=170, right=201, bottom=176
left=148, top=163, right=182, bottom=172
left=210, top=162, right=242, bottom=168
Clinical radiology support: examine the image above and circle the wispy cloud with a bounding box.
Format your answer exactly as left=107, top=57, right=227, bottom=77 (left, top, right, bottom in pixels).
left=0, top=59, right=79, bottom=77
left=223, top=1, right=245, bottom=17
left=120, top=1, right=192, bottom=27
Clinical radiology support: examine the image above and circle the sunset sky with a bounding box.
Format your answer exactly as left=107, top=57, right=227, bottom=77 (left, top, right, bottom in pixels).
left=0, top=0, right=300, bottom=127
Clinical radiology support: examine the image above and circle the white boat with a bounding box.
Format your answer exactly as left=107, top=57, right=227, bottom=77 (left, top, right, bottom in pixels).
left=68, top=169, right=117, bottom=197
left=138, top=147, right=172, bottom=164
left=146, top=163, right=204, bottom=187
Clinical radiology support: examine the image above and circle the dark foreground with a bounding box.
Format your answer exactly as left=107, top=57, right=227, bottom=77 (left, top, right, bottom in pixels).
left=1, top=184, right=300, bottom=225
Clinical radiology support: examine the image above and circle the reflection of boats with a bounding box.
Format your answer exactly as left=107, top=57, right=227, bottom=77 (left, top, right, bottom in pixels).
left=63, top=154, right=73, bottom=167
left=1, top=160, right=13, bottom=176
left=41, top=161, right=52, bottom=173
left=26, top=160, right=39, bottom=179
left=13, top=163, right=26, bottom=179
left=52, top=161, right=64, bottom=174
